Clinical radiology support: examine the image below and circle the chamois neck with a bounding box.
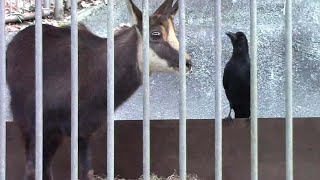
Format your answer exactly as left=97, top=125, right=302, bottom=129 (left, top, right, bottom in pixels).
left=114, top=25, right=142, bottom=108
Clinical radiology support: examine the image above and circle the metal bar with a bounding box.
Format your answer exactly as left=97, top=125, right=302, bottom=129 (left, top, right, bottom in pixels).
left=214, top=0, right=222, bottom=180
left=178, top=0, right=187, bottom=179
left=54, top=0, right=63, bottom=20
left=107, top=0, right=115, bottom=179
left=23, top=0, right=25, bottom=14
left=250, top=0, right=258, bottom=180
left=9, top=0, right=12, bottom=13
left=142, top=0, right=150, bottom=179
left=44, top=0, right=50, bottom=8
left=0, top=0, right=6, bottom=178
left=285, top=0, right=293, bottom=180
left=35, top=0, right=43, bottom=179
left=15, top=0, right=19, bottom=11
left=70, top=0, right=78, bottom=178
left=214, top=0, right=222, bottom=179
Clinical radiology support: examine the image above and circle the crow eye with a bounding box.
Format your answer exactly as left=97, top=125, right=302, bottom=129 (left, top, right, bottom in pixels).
left=151, top=31, right=162, bottom=40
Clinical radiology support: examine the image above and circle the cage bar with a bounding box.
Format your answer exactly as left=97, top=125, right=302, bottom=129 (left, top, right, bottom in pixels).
left=107, top=0, right=115, bottom=179
left=70, top=0, right=79, bottom=178
left=15, top=0, right=19, bottom=10
left=9, top=0, right=12, bottom=13
left=250, top=0, right=258, bottom=180
left=178, top=0, right=187, bottom=179
left=54, top=0, right=63, bottom=20
left=214, top=0, right=222, bottom=180
left=285, top=0, right=293, bottom=180
left=44, top=0, right=50, bottom=8
left=142, top=0, right=150, bottom=179
left=0, top=0, right=6, bottom=179
left=35, top=0, right=43, bottom=179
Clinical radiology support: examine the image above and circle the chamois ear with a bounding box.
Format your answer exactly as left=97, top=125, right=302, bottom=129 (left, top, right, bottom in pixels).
left=126, top=0, right=142, bottom=25
left=153, top=0, right=173, bottom=15
left=169, top=0, right=179, bottom=17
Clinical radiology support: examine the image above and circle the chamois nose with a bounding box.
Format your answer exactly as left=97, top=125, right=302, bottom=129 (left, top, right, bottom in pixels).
left=186, top=61, right=192, bottom=69
left=186, top=60, right=192, bottom=73
left=185, top=53, right=192, bottom=73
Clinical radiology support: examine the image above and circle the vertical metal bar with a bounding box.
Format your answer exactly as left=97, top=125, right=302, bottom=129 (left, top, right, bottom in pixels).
left=54, top=0, right=63, bottom=20
left=44, top=0, right=50, bottom=8
left=22, top=0, right=25, bottom=14
left=70, top=0, right=78, bottom=178
left=214, top=0, right=222, bottom=179
left=107, top=0, right=114, bottom=179
left=142, top=0, right=150, bottom=179
left=178, top=0, right=187, bottom=179
left=15, top=0, right=19, bottom=11
left=35, top=0, right=43, bottom=179
left=250, top=0, right=258, bottom=180
left=10, top=0, right=12, bottom=13
left=0, top=0, right=6, bottom=179
left=285, top=0, right=293, bottom=180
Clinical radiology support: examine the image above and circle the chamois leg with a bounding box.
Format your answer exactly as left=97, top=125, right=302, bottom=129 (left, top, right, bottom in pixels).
left=22, top=129, right=63, bottom=180
left=43, top=130, right=63, bottom=180
left=23, top=131, right=36, bottom=180
left=79, top=137, right=94, bottom=180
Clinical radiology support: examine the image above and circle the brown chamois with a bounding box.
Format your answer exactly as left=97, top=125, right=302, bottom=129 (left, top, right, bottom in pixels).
left=5, top=0, right=192, bottom=179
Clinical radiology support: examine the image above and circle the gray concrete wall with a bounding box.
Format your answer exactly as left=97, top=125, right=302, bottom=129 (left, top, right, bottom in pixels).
left=2, top=0, right=320, bottom=121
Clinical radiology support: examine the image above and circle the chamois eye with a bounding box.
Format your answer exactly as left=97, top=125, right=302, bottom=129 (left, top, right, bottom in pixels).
left=151, top=31, right=162, bottom=40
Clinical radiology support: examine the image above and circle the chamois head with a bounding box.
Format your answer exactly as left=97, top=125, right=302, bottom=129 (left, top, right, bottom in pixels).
left=126, top=0, right=192, bottom=74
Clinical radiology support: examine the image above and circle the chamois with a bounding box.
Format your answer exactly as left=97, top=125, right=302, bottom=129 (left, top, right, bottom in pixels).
left=5, top=0, right=192, bottom=179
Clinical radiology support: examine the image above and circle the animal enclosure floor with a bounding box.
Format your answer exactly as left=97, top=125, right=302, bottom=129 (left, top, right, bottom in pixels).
left=7, top=118, right=320, bottom=179
left=96, top=173, right=199, bottom=180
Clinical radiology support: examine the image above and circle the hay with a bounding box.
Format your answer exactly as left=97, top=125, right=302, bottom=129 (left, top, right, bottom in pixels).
left=94, top=172, right=200, bottom=180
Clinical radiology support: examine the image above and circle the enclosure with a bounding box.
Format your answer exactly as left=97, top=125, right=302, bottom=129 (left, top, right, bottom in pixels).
left=1, top=0, right=320, bottom=179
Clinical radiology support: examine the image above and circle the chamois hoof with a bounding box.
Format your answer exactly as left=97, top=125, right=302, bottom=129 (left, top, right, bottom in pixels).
left=80, top=169, right=95, bottom=180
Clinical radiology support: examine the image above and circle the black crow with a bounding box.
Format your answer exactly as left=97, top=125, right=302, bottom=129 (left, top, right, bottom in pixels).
left=223, top=31, right=250, bottom=123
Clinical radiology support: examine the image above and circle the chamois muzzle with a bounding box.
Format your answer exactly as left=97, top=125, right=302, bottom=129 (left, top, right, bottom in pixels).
left=186, top=55, right=192, bottom=73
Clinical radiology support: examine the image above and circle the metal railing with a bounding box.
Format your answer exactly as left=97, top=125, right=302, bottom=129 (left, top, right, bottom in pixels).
left=285, top=0, right=293, bottom=180
left=178, top=0, right=187, bottom=179
left=142, top=0, right=150, bottom=179
left=106, top=0, right=115, bottom=179
left=250, top=0, right=258, bottom=180
left=0, top=0, right=7, bottom=179
left=0, top=0, right=295, bottom=180
left=214, top=0, right=222, bottom=180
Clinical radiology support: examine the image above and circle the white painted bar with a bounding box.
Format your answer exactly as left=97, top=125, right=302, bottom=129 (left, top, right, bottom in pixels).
left=285, top=0, right=293, bottom=180
left=35, top=0, right=43, bottom=179
left=70, top=0, right=79, bottom=178
left=178, top=0, right=187, bottom=179
left=250, top=0, right=258, bottom=180
left=107, top=0, right=115, bottom=179
left=142, top=0, right=150, bottom=179
left=214, top=0, right=222, bottom=179
left=0, top=0, right=6, bottom=178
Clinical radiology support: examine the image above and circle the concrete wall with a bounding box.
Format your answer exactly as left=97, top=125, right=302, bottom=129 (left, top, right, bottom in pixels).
left=2, top=0, right=320, bottom=121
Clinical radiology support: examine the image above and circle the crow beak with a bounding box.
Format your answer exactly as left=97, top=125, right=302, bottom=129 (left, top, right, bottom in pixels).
left=226, top=32, right=237, bottom=41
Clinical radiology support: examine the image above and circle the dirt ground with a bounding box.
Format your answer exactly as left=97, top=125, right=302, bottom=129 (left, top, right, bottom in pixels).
left=96, top=173, right=200, bottom=180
